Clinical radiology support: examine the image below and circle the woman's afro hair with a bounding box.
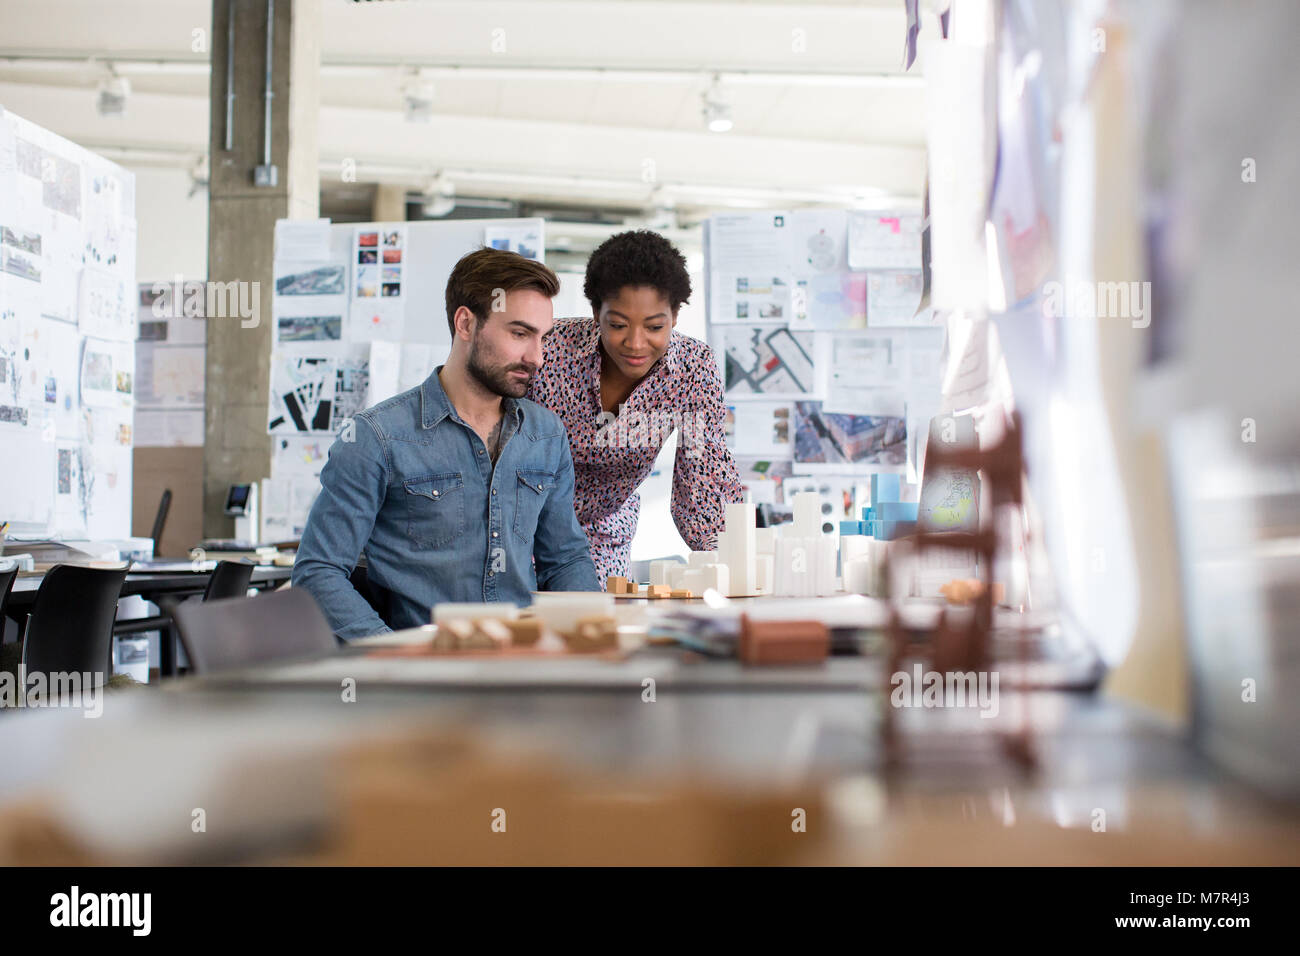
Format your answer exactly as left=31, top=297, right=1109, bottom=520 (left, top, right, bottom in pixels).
left=584, top=230, right=691, bottom=315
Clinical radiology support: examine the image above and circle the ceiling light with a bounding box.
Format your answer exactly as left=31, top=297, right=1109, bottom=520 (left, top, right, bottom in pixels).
left=421, top=173, right=455, bottom=217
left=402, top=70, right=435, bottom=123
left=701, top=77, right=732, bottom=133
left=96, top=70, right=130, bottom=118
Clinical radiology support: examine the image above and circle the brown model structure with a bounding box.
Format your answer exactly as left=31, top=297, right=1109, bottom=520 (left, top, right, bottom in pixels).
left=880, top=411, right=1036, bottom=772
left=737, top=614, right=830, bottom=666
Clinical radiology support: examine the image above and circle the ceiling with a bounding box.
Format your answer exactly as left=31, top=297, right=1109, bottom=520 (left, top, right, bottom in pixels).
left=0, top=0, right=934, bottom=228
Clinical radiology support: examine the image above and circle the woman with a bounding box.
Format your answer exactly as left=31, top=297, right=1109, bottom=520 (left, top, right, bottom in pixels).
left=528, top=230, right=745, bottom=584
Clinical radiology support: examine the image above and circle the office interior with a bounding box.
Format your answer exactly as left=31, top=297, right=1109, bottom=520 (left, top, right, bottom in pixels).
left=0, top=0, right=1296, bottom=869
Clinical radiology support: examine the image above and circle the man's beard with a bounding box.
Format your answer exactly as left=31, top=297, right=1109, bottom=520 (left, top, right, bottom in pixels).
left=467, top=335, right=534, bottom=399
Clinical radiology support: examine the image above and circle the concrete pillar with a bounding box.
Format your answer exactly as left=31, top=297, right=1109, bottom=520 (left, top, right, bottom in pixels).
left=372, top=183, right=409, bottom=222
left=204, top=0, right=320, bottom=536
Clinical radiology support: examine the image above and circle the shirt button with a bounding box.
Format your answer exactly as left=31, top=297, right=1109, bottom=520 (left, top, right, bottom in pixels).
left=478, top=449, right=484, bottom=455
left=492, top=531, right=499, bottom=538
left=431, top=490, right=439, bottom=497
left=492, top=489, right=497, bottom=496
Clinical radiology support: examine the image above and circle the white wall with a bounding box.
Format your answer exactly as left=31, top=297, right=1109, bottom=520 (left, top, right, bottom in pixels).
left=128, top=166, right=208, bottom=283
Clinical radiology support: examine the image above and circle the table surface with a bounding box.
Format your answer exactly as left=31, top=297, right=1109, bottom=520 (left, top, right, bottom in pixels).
left=6, top=565, right=292, bottom=599
left=0, top=634, right=1295, bottom=864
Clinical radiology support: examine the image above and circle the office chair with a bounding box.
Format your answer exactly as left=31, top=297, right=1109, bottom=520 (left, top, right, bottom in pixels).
left=0, top=567, right=18, bottom=664
left=203, top=560, right=256, bottom=601
left=0, top=566, right=17, bottom=623
left=21, top=564, right=129, bottom=681
left=172, top=587, right=339, bottom=676
left=150, top=488, right=172, bottom=557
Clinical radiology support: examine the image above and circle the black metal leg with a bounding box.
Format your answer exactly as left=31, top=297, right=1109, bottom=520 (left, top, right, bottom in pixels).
left=160, top=624, right=176, bottom=677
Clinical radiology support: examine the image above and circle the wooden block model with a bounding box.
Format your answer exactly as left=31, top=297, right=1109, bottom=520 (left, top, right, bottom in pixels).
left=433, top=602, right=518, bottom=624
left=504, top=618, right=544, bottom=646
left=433, top=619, right=473, bottom=651
left=737, top=614, right=829, bottom=666
left=669, top=589, right=693, bottom=599
left=565, top=614, right=619, bottom=652
left=606, top=575, right=628, bottom=594
left=646, top=585, right=671, bottom=599
left=470, top=618, right=512, bottom=650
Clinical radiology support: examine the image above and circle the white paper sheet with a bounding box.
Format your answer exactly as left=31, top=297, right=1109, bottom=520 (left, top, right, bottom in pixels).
left=847, top=211, right=923, bottom=271
left=866, top=270, right=925, bottom=326
left=347, top=298, right=405, bottom=342
left=78, top=266, right=136, bottom=342
left=136, top=345, right=204, bottom=407
left=725, top=400, right=795, bottom=458
left=274, top=218, right=332, bottom=262
left=801, top=271, right=868, bottom=331
left=708, top=212, right=794, bottom=325
left=134, top=408, right=204, bottom=447
left=367, top=340, right=402, bottom=406
left=80, top=336, right=133, bottom=410
left=483, top=223, right=543, bottom=261
left=717, top=323, right=816, bottom=397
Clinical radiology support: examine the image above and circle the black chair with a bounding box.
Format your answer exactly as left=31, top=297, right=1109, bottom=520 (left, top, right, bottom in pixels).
left=22, top=564, right=129, bottom=680
left=173, top=587, right=339, bottom=676
left=0, top=566, right=17, bottom=621
left=150, top=489, right=172, bottom=556
left=0, top=565, right=18, bottom=646
left=154, top=561, right=258, bottom=676
left=203, top=560, right=256, bottom=601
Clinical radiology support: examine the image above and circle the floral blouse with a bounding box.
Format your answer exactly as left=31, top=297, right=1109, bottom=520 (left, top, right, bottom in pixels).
left=527, top=317, right=745, bottom=584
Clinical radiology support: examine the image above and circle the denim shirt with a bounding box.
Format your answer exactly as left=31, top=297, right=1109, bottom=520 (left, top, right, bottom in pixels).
left=292, top=367, right=600, bottom=639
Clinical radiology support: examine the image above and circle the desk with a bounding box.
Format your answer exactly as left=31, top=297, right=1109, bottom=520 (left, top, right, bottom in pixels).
left=4, top=566, right=293, bottom=676
left=0, top=651, right=1294, bottom=864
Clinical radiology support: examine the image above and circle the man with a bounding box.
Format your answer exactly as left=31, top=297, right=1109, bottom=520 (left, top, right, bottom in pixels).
left=293, top=248, right=600, bottom=639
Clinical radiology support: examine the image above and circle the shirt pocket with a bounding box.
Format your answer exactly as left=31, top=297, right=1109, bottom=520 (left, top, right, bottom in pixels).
left=512, top=468, right=556, bottom=544
left=404, top=473, right=466, bottom=550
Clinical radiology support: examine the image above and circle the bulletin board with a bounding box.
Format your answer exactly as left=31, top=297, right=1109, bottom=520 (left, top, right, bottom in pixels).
left=0, top=106, right=137, bottom=540
left=261, top=216, right=544, bottom=540
left=704, top=209, right=946, bottom=512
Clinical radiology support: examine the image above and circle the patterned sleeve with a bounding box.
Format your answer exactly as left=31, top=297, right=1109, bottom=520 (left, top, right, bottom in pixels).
left=670, top=341, right=746, bottom=551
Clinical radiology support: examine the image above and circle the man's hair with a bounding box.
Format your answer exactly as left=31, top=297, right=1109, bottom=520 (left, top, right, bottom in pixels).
left=584, top=230, right=691, bottom=316
left=445, top=248, right=560, bottom=336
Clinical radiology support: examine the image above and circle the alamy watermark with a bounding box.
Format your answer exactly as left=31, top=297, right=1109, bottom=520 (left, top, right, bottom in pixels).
left=594, top=405, right=708, bottom=459
left=1041, top=279, right=1150, bottom=328
left=152, top=275, right=260, bottom=328
left=889, top=663, right=1000, bottom=718
left=50, top=886, right=150, bottom=935
left=0, top=667, right=104, bottom=717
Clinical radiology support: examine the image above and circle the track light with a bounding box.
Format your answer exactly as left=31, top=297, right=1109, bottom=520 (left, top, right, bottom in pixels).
left=402, top=69, right=435, bottom=123
left=421, top=173, right=455, bottom=217
left=97, top=68, right=130, bottom=118
left=702, top=77, right=732, bottom=133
